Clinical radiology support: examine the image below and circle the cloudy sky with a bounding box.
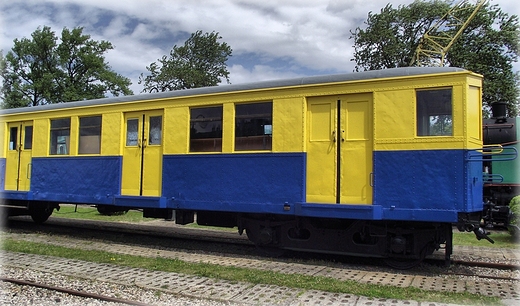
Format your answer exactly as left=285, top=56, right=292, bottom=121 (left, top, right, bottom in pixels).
left=0, top=0, right=518, bottom=95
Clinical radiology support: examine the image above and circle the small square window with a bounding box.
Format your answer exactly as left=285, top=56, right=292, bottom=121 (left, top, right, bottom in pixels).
left=417, top=88, right=453, bottom=136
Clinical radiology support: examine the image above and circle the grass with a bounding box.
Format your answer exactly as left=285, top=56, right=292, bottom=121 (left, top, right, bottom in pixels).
left=52, top=204, right=150, bottom=223
left=1, top=238, right=502, bottom=305
left=453, top=230, right=519, bottom=248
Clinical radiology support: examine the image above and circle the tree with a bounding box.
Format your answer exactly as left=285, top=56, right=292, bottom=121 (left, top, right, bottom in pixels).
left=139, top=30, right=232, bottom=93
left=350, top=0, right=519, bottom=117
left=1, top=26, right=133, bottom=108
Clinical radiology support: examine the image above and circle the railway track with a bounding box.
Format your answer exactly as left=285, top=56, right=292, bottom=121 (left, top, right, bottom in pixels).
left=452, top=259, right=518, bottom=270
left=4, top=217, right=520, bottom=281
left=3, top=216, right=519, bottom=294
left=1, top=277, right=150, bottom=306
left=6, top=216, right=519, bottom=270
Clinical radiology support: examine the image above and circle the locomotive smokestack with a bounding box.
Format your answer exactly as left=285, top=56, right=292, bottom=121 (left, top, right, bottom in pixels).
left=491, top=102, right=507, bottom=123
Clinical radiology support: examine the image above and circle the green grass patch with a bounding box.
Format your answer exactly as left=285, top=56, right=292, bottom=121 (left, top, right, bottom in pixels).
left=53, top=204, right=236, bottom=231
left=52, top=204, right=149, bottom=223
left=1, top=238, right=501, bottom=305
left=453, top=231, right=519, bottom=248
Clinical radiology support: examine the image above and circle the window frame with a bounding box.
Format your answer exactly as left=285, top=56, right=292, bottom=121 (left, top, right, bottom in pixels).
left=416, top=87, right=453, bottom=137
left=49, top=118, right=71, bottom=155
left=24, top=125, right=33, bottom=150
left=234, top=101, right=273, bottom=151
left=189, top=105, right=223, bottom=152
left=78, top=115, right=102, bottom=154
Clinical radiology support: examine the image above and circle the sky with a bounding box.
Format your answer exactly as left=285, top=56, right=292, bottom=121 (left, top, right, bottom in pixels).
left=0, top=0, right=518, bottom=95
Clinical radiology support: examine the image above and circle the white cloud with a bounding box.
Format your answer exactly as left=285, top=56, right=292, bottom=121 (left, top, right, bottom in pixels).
left=0, top=0, right=518, bottom=95
left=228, top=64, right=303, bottom=85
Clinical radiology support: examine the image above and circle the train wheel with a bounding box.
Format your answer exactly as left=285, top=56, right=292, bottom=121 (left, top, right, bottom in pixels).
left=384, top=245, right=427, bottom=269
left=246, top=227, right=286, bottom=257
left=30, top=206, right=53, bottom=224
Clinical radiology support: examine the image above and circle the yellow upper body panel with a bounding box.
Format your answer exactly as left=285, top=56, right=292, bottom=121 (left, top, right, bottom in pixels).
left=0, top=67, right=483, bottom=157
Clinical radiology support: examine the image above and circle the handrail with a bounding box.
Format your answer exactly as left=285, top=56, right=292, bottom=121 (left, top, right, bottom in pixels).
left=467, top=146, right=517, bottom=162
left=477, top=144, right=503, bottom=154
left=482, top=173, right=504, bottom=183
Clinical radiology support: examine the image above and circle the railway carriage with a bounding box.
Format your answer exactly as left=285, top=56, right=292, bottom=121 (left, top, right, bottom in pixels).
left=1, top=67, right=493, bottom=268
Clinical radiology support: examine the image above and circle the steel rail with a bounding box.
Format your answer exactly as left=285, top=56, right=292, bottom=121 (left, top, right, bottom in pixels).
left=1, top=277, right=151, bottom=306
left=451, top=259, right=520, bottom=270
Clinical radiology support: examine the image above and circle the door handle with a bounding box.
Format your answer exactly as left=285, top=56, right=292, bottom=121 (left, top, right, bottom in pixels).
left=27, top=163, right=32, bottom=179
left=332, top=130, right=337, bottom=143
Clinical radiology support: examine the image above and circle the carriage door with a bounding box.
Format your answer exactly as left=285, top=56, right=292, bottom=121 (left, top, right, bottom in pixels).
left=5, top=121, right=33, bottom=191
left=121, top=111, right=163, bottom=196
left=306, top=94, right=373, bottom=204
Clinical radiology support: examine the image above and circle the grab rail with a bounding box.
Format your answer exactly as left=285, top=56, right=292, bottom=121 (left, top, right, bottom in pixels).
left=478, top=144, right=504, bottom=154
left=482, top=173, right=504, bottom=183
left=467, top=145, right=517, bottom=162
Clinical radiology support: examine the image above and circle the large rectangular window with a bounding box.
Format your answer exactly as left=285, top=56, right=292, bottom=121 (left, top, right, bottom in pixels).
left=79, top=116, right=102, bottom=154
left=417, top=88, right=453, bottom=136
left=190, top=106, right=223, bottom=152
left=50, top=118, right=71, bottom=155
left=235, top=102, right=272, bottom=151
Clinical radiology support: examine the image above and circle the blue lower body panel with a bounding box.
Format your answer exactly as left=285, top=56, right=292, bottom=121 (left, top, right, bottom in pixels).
left=29, top=156, right=122, bottom=204
left=373, top=149, right=483, bottom=222
left=162, top=153, right=306, bottom=209
left=1, top=150, right=482, bottom=224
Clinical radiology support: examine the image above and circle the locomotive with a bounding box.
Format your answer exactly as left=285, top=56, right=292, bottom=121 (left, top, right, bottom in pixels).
left=1, top=67, right=504, bottom=268
left=482, top=102, right=519, bottom=231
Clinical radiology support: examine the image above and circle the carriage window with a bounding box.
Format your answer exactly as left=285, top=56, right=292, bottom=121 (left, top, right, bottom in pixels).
left=149, top=116, right=162, bottom=145
left=126, top=118, right=139, bottom=146
left=235, top=102, right=272, bottom=151
left=24, top=126, right=33, bottom=150
left=190, top=106, right=223, bottom=152
left=50, top=118, right=71, bottom=155
left=79, top=116, right=102, bottom=154
left=417, top=88, right=453, bottom=136
left=9, top=127, right=17, bottom=151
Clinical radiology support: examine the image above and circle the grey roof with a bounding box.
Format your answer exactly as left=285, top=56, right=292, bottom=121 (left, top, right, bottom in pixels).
left=0, top=67, right=466, bottom=115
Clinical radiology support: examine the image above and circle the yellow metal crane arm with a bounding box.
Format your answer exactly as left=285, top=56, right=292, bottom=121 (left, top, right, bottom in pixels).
left=410, top=0, right=487, bottom=67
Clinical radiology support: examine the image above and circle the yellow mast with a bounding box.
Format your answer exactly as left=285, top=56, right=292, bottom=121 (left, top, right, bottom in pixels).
left=410, top=0, right=487, bottom=67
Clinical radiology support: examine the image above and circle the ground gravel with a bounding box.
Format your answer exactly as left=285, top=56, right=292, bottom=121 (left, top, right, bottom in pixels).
left=1, top=266, right=233, bottom=306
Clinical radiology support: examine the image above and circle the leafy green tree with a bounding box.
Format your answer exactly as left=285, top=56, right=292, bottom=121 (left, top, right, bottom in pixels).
left=140, top=30, right=232, bottom=93
left=1, top=26, right=132, bottom=108
left=448, top=3, right=519, bottom=117
left=350, top=0, right=519, bottom=117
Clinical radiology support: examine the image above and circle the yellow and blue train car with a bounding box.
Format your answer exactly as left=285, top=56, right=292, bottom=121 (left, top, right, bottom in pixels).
left=1, top=67, right=488, bottom=267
